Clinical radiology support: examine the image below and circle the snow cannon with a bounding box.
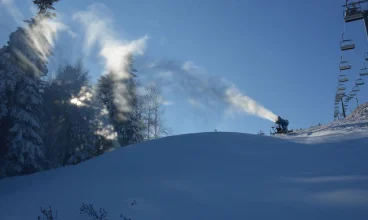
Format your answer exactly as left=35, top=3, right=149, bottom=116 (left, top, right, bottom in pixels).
left=271, top=116, right=292, bottom=135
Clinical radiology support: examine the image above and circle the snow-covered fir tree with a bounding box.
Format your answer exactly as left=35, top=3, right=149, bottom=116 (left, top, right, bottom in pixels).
left=42, top=61, right=98, bottom=166
left=97, top=55, right=144, bottom=147
left=121, top=77, right=145, bottom=145
left=0, top=1, right=58, bottom=177
left=0, top=20, right=50, bottom=177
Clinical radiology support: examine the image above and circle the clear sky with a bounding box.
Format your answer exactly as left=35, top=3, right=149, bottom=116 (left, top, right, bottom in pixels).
left=1, top=0, right=368, bottom=135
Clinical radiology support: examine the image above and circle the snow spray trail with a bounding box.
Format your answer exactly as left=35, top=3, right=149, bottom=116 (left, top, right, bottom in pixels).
left=142, top=60, right=279, bottom=122
left=2, top=1, right=277, bottom=123
left=1, top=0, right=74, bottom=75
left=73, top=3, right=148, bottom=116
left=225, top=85, right=278, bottom=122
left=73, top=3, right=148, bottom=144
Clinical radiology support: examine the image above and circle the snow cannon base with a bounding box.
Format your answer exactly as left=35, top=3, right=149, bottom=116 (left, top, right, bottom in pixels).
left=270, top=116, right=293, bottom=135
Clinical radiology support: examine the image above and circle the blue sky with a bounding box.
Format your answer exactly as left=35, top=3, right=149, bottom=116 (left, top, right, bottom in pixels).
left=1, top=0, right=368, bottom=135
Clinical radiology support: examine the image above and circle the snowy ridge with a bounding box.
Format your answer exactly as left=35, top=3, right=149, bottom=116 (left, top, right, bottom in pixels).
left=295, top=102, right=368, bottom=134
left=281, top=103, right=368, bottom=144
left=346, top=102, right=368, bottom=122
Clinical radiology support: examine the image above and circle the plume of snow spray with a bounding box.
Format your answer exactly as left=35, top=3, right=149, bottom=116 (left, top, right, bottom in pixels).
left=143, top=60, right=278, bottom=122
left=73, top=3, right=148, bottom=115
left=0, top=0, right=23, bottom=25
left=1, top=0, right=74, bottom=75
left=225, top=85, right=278, bottom=122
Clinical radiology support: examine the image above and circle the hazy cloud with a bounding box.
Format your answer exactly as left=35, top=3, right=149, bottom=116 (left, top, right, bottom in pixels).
left=73, top=3, right=148, bottom=117
left=1, top=0, right=24, bottom=25
left=308, top=189, right=368, bottom=207
left=141, top=60, right=278, bottom=122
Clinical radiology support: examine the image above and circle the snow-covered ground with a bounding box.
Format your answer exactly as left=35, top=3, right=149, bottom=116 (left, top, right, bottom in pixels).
left=0, top=104, right=368, bottom=220
left=283, top=102, right=368, bottom=144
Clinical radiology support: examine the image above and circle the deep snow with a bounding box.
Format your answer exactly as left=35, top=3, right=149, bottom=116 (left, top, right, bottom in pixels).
left=0, top=104, right=368, bottom=220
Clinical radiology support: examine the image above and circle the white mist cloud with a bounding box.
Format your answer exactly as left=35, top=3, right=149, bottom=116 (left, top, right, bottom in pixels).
left=282, top=175, right=368, bottom=183
left=0, top=0, right=24, bottom=25
left=73, top=3, right=148, bottom=77
left=70, top=86, right=93, bottom=107
left=1, top=0, right=75, bottom=69
left=308, top=189, right=368, bottom=207
left=73, top=3, right=148, bottom=116
left=225, top=85, right=278, bottom=122
left=188, top=98, right=205, bottom=109
left=143, top=60, right=278, bottom=122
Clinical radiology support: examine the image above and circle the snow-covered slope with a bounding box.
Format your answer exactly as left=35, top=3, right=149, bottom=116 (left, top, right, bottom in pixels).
left=0, top=106, right=368, bottom=220
left=283, top=102, right=368, bottom=144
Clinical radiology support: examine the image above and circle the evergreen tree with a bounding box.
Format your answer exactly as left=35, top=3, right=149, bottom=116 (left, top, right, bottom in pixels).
left=0, top=0, right=60, bottom=178
left=33, top=0, right=59, bottom=17
left=0, top=47, right=18, bottom=167
left=120, top=78, right=145, bottom=145
left=0, top=18, right=52, bottom=177
left=97, top=55, right=144, bottom=148
left=97, top=73, right=123, bottom=148
left=42, top=61, right=97, bottom=166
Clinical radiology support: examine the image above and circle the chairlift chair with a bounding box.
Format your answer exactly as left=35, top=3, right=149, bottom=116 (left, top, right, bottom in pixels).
left=336, top=94, right=343, bottom=99
left=337, top=89, right=346, bottom=95
left=365, top=53, right=368, bottom=61
left=344, top=3, right=364, bottom=23
left=338, top=74, right=349, bottom=82
left=340, top=33, right=355, bottom=51
left=340, top=60, right=352, bottom=70
left=355, top=78, right=365, bottom=86
left=337, top=84, right=346, bottom=90
left=352, top=86, right=360, bottom=92
left=360, top=64, right=368, bottom=76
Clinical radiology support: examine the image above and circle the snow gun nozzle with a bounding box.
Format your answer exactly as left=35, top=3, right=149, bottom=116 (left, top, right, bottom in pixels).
left=275, top=116, right=289, bottom=127
left=275, top=116, right=282, bottom=124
